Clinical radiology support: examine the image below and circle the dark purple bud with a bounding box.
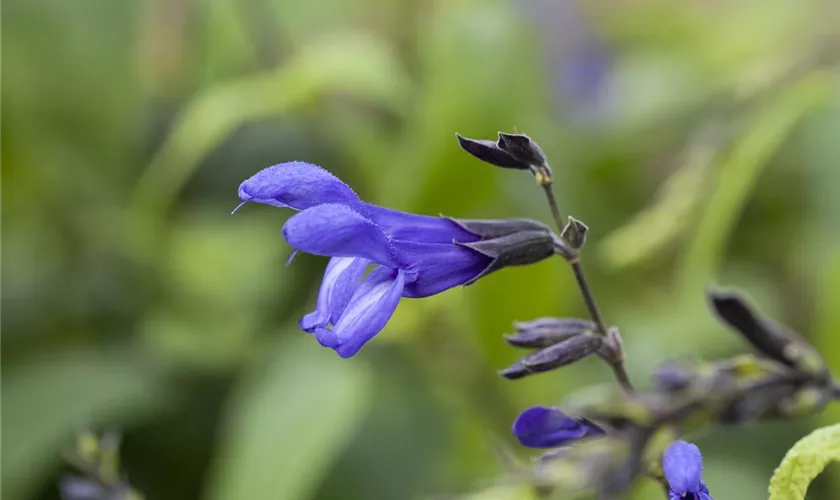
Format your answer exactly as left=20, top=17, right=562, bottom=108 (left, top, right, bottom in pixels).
left=560, top=216, right=588, bottom=250
left=498, top=361, right=530, bottom=380
left=506, top=317, right=596, bottom=348
left=456, top=230, right=556, bottom=285
left=447, top=217, right=551, bottom=239
left=515, top=317, right=596, bottom=333
left=520, top=334, right=603, bottom=372
left=653, top=362, right=696, bottom=393
left=455, top=134, right=531, bottom=170
left=595, top=327, right=624, bottom=364
left=709, top=290, right=826, bottom=377
left=497, top=133, right=548, bottom=168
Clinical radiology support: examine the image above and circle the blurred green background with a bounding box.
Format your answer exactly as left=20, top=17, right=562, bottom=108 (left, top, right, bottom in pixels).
left=3, top=0, right=840, bottom=498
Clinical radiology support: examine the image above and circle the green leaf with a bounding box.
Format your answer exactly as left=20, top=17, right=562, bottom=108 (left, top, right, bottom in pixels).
left=206, top=335, right=372, bottom=500
left=1, top=348, right=165, bottom=500
left=471, top=258, right=573, bottom=374
left=677, top=74, right=830, bottom=302
left=768, top=423, right=840, bottom=500
left=600, top=143, right=711, bottom=269
left=382, top=1, right=545, bottom=214
left=132, top=33, right=409, bottom=218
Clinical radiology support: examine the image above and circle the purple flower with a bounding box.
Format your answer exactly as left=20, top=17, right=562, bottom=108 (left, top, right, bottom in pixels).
left=237, top=162, right=556, bottom=357
left=512, top=405, right=605, bottom=448
left=662, top=441, right=714, bottom=500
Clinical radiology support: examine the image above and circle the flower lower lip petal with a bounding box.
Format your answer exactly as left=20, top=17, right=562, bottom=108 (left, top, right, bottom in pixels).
left=332, top=267, right=406, bottom=358
left=300, top=256, right=369, bottom=331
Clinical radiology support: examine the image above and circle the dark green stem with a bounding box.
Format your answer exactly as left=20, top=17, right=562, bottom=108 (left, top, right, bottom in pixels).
left=541, top=180, right=636, bottom=393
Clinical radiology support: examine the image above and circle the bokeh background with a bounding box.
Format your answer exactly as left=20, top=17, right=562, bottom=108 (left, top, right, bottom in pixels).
left=4, top=0, right=840, bottom=498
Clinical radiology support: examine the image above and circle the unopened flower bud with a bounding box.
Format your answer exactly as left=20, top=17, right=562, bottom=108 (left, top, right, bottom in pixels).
left=596, top=327, right=625, bottom=364
left=505, top=318, right=596, bottom=348
left=520, top=334, right=604, bottom=373
left=561, top=216, right=589, bottom=250
left=653, top=362, right=696, bottom=393
left=498, top=361, right=530, bottom=380
left=709, top=289, right=827, bottom=379
left=497, top=133, right=548, bottom=168
left=455, top=134, right=531, bottom=170
left=456, top=132, right=553, bottom=185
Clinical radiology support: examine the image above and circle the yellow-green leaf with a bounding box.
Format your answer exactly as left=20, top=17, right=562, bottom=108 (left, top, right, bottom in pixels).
left=769, top=423, right=840, bottom=500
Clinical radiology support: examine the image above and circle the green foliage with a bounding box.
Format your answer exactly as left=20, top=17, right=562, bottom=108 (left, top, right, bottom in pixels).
left=133, top=33, right=410, bottom=218
left=1, top=349, right=166, bottom=500
left=600, top=146, right=710, bottom=270
left=206, top=336, right=372, bottom=500
left=769, top=424, right=840, bottom=500
left=677, top=74, right=831, bottom=302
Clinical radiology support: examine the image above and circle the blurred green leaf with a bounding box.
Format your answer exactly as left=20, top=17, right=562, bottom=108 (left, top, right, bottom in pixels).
left=700, top=453, right=772, bottom=500
left=812, top=250, right=840, bottom=495
left=471, top=259, right=573, bottom=373
left=202, top=0, right=260, bottom=79
left=166, top=209, right=287, bottom=310
left=813, top=250, right=840, bottom=376
left=600, top=139, right=712, bottom=269
left=1, top=349, right=165, bottom=500
left=206, top=335, right=372, bottom=500
left=677, top=74, right=830, bottom=302
left=133, top=32, right=409, bottom=218
left=769, top=423, right=840, bottom=500
left=384, top=1, right=546, bottom=214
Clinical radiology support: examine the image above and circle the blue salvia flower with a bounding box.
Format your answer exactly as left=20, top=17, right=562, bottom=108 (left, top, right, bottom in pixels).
left=237, top=162, right=556, bottom=357
left=512, top=405, right=605, bottom=448
left=662, top=440, right=714, bottom=500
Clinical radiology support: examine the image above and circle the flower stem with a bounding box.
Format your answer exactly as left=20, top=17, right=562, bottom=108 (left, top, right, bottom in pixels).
left=541, top=180, right=636, bottom=393
left=541, top=183, right=565, bottom=229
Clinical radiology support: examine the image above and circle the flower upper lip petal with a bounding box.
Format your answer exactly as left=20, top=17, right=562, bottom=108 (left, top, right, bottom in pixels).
left=663, top=440, right=704, bottom=494
left=237, top=161, right=361, bottom=211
